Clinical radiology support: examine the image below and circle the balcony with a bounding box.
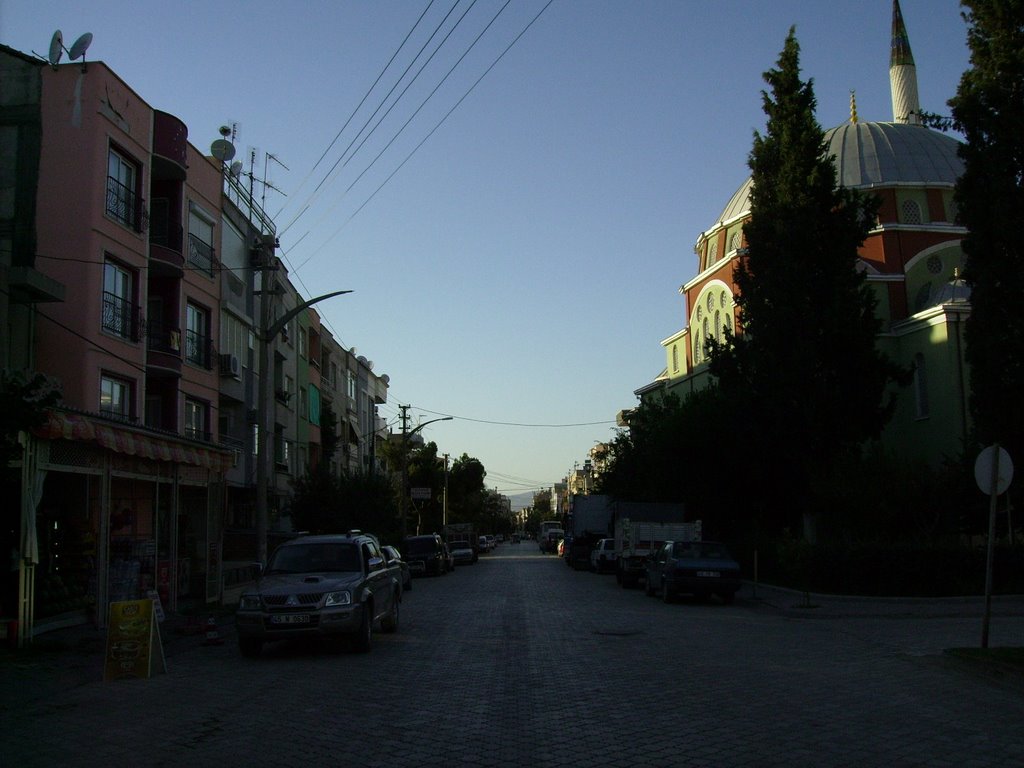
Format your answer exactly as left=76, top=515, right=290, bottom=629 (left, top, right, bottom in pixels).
left=106, top=177, right=147, bottom=232
left=148, top=198, right=185, bottom=277
left=188, top=233, right=215, bottom=277
left=151, top=111, right=188, bottom=181
left=184, top=329, right=213, bottom=369
left=102, top=292, right=142, bottom=342
left=144, top=317, right=182, bottom=377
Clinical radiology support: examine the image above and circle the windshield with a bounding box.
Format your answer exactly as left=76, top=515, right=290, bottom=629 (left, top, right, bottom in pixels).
left=266, top=543, right=361, bottom=573
left=671, top=542, right=731, bottom=560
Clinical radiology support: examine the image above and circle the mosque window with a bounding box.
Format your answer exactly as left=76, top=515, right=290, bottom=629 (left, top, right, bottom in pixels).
left=927, top=255, right=943, bottom=274
left=913, top=353, right=929, bottom=419
left=714, top=311, right=722, bottom=341
left=719, top=291, right=727, bottom=308
left=901, top=199, right=922, bottom=225
left=672, top=345, right=679, bottom=373
left=709, top=241, right=719, bottom=263
left=729, top=231, right=742, bottom=251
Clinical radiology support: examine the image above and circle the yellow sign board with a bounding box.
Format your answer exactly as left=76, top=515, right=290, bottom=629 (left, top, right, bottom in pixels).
left=103, top=599, right=166, bottom=681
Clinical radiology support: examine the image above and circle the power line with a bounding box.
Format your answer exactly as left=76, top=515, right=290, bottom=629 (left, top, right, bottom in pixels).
left=388, top=399, right=615, bottom=429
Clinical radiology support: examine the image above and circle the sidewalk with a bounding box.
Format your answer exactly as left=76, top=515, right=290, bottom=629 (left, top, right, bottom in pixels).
left=744, top=581, right=1024, bottom=619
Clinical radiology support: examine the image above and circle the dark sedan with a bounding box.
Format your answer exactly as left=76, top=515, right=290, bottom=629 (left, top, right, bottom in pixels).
left=644, top=541, right=742, bottom=604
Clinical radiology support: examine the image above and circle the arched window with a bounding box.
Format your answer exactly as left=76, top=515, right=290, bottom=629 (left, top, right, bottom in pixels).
left=672, top=345, right=679, bottom=373
left=914, top=353, right=929, bottom=419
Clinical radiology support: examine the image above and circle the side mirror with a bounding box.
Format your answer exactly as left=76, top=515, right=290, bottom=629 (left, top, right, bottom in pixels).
left=367, top=556, right=384, bottom=573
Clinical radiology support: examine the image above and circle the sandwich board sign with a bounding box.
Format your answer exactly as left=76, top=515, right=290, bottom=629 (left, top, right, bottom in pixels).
left=103, top=599, right=166, bottom=681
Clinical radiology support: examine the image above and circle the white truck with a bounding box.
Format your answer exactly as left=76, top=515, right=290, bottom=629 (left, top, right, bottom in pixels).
left=613, top=505, right=701, bottom=588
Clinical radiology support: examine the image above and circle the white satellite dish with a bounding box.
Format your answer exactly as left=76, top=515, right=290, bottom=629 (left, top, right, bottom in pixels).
left=48, top=30, right=64, bottom=66
left=229, top=160, right=243, bottom=178
left=68, top=32, right=93, bottom=60
left=210, top=139, right=236, bottom=162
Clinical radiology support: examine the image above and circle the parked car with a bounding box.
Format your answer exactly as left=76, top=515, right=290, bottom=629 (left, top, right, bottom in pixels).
left=485, top=534, right=497, bottom=550
left=442, top=542, right=455, bottom=572
left=381, top=544, right=412, bottom=592
left=590, top=538, right=617, bottom=573
left=401, top=534, right=448, bottom=577
left=235, top=532, right=401, bottom=657
left=448, top=539, right=477, bottom=565
left=478, top=535, right=490, bottom=553
left=644, top=541, right=742, bottom=604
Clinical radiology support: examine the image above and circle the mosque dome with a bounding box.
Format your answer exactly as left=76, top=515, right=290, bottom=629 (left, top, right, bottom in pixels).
left=713, top=122, right=963, bottom=227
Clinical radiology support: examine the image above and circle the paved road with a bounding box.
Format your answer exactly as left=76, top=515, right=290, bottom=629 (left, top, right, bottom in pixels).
left=3, top=544, right=1024, bottom=767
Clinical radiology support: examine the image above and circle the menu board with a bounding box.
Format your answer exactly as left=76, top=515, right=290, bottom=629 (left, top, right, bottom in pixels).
left=103, top=599, right=166, bottom=681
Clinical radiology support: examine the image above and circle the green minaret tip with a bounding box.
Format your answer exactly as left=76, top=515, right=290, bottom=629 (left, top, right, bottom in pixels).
left=891, top=0, right=915, bottom=67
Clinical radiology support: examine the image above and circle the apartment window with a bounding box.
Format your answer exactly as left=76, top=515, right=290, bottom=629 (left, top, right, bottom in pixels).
left=188, top=204, right=216, bottom=276
left=100, top=374, right=132, bottom=420
left=184, top=397, right=208, bottom=440
left=298, top=328, right=307, bottom=359
left=185, top=302, right=211, bottom=368
left=347, top=370, right=357, bottom=401
left=107, top=147, right=141, bottom=230
left=102, top=260, right=138, bottom=340
left=298, top=387, right=308, bottom=420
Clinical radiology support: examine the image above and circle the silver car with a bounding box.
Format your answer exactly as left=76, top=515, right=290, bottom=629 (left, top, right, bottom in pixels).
left=236, top=532, right=401, bottom=656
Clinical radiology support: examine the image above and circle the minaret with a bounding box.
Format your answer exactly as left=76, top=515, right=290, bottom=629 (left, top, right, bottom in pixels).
left=890, top=0, right=921, bottom=124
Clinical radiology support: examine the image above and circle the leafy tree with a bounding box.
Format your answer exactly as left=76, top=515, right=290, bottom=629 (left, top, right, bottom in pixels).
left=407, top=440, right=443, bottom=534
left=289, top=468, right=398, bottom=540
left=447, top=453, right=487, bottom=527
left=707, top=29, right=907, bottom=536
left=946, top=1, right=1024, bottom=473
left=1, top=370, right=61, bottom=468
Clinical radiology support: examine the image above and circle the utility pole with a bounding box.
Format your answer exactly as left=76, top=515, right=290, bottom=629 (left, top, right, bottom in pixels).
left=253, top=232, right=351, bottom=563
left=443, top=453, right=450, bottom=530
left=397, top=409, right=452, bottom=541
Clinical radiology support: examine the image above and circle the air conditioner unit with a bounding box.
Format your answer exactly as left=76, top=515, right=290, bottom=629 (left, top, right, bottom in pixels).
left=219, top=353, right=241, bottom=378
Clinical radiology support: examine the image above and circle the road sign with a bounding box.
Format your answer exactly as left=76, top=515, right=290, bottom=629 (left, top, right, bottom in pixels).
left=974, top=445, right=1013, bottom=496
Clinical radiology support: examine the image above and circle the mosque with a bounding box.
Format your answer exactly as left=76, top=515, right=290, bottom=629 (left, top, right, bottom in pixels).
left=636, top=0, right=970, bottom=468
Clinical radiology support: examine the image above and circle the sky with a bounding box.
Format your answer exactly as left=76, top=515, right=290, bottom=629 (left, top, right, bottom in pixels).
left=3, top=0, right=972, bottom=504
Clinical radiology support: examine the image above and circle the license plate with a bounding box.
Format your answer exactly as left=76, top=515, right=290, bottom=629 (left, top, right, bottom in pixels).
left=271, top=614, right=310, bottom=624
left=697, top=571, right=720, bottom=578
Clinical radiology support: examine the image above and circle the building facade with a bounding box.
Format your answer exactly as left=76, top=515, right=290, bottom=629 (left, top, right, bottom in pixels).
left=638, top=1, right=970, bottom=468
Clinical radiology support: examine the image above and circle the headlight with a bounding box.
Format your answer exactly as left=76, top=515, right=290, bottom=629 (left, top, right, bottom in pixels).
left=239, top=595, right=262, bottom=610
left=324, top=591, right=351, bottom=607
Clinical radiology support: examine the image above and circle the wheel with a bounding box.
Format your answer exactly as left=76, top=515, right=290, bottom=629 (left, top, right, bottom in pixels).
left=238, top=637, right=262, bottom=658
left=351, top=603, right=373, bottom=653
left=381, top=593, right=399, bottom=633
left=661, top=580, right=673, bottom=603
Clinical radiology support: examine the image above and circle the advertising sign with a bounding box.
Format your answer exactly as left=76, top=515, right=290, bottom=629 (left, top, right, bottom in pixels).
left=103, top=599, right=166, bottom=681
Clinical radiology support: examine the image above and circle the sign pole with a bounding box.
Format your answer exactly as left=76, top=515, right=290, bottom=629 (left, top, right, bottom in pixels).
left=981, top=444, right=1000, bottom=649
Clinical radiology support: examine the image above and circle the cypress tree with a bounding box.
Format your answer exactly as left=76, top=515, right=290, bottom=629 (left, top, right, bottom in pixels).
left=709, top=29, right=906, bottom=535
left=946, top=1, right=1024, bottom=463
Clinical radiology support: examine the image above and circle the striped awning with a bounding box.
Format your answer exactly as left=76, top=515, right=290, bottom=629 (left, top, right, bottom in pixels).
left=34, top=410, right=234, bottom=472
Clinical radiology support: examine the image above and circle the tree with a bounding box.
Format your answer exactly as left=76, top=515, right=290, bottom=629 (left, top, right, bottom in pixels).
left=1, top=370, right=61, bottom=468
left=289, top=468, right=399, bottom=540
left=708, top=29, right=907, bottom=535
left=946, top=1, right=1024, bottom=471
left=447, top=454, right=487, bottom=528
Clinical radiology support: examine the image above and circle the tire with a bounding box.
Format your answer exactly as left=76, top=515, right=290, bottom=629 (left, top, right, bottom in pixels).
left=381, top=594, right=399, bottom=633
left=351, top=603, right=373, bottom=653
left=238, top=637, right=262, bottom=658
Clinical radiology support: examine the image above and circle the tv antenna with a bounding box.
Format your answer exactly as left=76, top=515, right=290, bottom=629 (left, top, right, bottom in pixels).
left=37, top=29, right=93, bottom=71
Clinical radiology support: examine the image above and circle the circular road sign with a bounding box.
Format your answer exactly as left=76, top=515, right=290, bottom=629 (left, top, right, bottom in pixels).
left=974, top=445, right=1014, bottom=496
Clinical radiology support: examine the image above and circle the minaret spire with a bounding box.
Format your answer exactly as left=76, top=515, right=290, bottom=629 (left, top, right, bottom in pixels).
left=890, top=0, right=921, bottom=124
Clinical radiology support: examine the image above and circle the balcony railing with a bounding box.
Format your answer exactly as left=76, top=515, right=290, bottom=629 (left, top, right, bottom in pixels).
left=188, top=233, right=215, bottom=276
left=106, top=177, right=147, bottom=232
left=184, top=329, right=213, bottom=369
left=102, top=292, right=142, bottom=341
left=144, top=317, right=182, bottom=355
left=149, top=199, right=183, bottom=252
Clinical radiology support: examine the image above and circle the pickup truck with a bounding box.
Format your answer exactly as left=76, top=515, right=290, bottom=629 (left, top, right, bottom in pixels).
left=589, top=538, right=617, bottom=573
left=615, top=517, right=702, bottom=588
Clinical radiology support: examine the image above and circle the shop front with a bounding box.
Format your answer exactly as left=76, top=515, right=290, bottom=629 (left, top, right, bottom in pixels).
left=9, top=410, right=233, bottom=646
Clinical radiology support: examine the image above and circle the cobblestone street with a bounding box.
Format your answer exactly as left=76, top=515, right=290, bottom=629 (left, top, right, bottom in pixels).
left=3, top=545, right=1024, bottom=767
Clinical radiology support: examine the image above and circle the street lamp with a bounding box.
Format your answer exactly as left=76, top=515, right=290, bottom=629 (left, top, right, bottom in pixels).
left=399, top=415, right=453, bottom=540
left=254, top=243, right=351, bottom=564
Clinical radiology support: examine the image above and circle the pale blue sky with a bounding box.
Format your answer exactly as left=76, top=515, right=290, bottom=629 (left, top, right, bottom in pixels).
left=3, top=1, right=971, bottom=500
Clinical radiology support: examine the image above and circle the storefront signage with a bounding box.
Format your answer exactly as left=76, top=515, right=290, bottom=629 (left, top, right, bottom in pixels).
left=103, top=599, right=166, bottom=681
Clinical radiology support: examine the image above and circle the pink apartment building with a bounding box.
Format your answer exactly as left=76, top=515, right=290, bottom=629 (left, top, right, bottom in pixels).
left=16, top=55, right=233, bottom=641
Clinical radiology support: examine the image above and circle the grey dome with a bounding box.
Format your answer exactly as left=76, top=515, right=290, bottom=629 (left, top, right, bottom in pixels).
left=713, top=123, right=964, bottom=227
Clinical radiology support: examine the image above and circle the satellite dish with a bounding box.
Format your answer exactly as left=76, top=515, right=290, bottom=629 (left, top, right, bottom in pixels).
left=68, top=32, right=93, bottom=60
left=48, top=30, right=64, bottom=66
left=210, top=139, right=236, bottom=162
left=229, top=160, right=243, bottom=178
